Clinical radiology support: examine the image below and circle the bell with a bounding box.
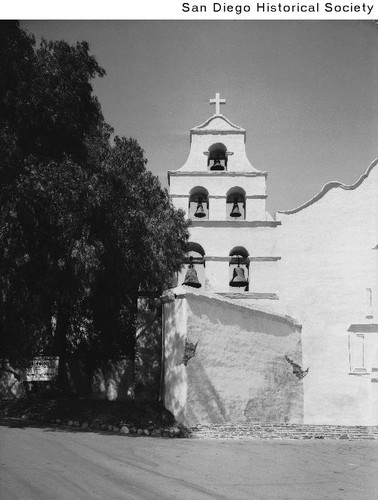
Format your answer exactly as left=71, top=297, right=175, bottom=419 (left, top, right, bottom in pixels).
left=194, top=199, right=206, bottom=218
left=182, top=262, right=202, bottom=288
left=229, top=265, right=248, bottom=287
left=211, top=159, right=224, bottom=171
left=230, top=200, right=241, bottom=218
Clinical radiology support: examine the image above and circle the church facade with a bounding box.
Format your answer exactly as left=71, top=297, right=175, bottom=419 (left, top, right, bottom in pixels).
left=163, top=94, right=378, bottom=427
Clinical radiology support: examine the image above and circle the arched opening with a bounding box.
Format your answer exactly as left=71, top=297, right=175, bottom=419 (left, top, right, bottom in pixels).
left=187, top=242, right=205, bottom=258
left=208, top=143, right=227, bottom=171
left=226, top=187, right=246, bottom=220
left=229, top=246, right=249, bottom=291
left=189, top=187, right=209, bottom=220
left=182, top=242, right=206, bottom=288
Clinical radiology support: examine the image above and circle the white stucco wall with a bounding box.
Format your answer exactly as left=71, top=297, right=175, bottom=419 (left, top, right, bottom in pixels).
left=189, top=225, right=278, bottom=256
left=167, top=105, right=378, bottom=426
left=170, top=193, right=267, bottom=222
left=163, top=288, right=303, bottom=427
left=163, top=293, right=187, bottom=423
left=277, top=162, right=378, bottom=424
left=180, top=133, right=254, bottom=172
left=176, top=223, right=280, bottom=293
left=176, top=114, right=260, bottom=174
left=169, top=175, right=268, bottom=222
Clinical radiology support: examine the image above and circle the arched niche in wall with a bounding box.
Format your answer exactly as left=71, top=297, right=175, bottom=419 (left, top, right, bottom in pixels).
left=228, top=246, right=249, bottom=291
left=208, top=143, right=227, bottom=171
left=182, top=242, right=206, bottom=288
left=226, top=187, right=246, bottom=220
left=189, top=186, right=209, bottom=220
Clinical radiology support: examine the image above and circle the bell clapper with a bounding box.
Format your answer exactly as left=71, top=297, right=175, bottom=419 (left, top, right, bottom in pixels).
left=194, top=197, right=206, bottom=218
left=230, top=197, right=241, bottom=218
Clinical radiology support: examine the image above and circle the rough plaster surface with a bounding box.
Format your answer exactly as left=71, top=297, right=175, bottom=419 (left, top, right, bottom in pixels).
left=176, top=224, right=280, bottom=293
left=168, top=106, right=378, bottom=426
left=277, top=162, right=378, bottom=424
left=164, top=290, right=303, bottom=427
left=170, top=111, right=278, bottom=294
left=163, top=298, right=187, bottom=423
left=176, top=114, right=260, bottom=173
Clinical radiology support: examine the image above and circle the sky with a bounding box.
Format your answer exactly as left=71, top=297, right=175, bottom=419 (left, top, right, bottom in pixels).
left=22, top=20, right=378, bottom=214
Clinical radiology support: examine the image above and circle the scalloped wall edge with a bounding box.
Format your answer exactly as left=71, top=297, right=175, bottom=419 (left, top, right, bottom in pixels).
left=277, top=158, right=378, bottom=216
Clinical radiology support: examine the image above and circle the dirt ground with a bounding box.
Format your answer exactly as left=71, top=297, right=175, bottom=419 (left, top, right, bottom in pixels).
left=1, top=423, right=378, bottom=499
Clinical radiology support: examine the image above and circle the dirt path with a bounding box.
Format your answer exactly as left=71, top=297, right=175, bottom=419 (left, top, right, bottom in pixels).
left=1, top=425, right=377, bottom=499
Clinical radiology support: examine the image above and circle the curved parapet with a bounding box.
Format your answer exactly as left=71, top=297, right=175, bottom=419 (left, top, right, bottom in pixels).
left=190, top=114, right=246, bottom=135
left=174, top=113, right=262, bottom=173
left=277, top=159, right=378, bottom=216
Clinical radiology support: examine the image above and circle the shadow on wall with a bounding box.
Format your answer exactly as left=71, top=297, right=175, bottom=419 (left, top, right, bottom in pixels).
left=164, top=299, right=187, bottom=423
left=185, top=358, right=228, bottom=426
left=189, top=294, right=299, bottom=338
left=244, top=354, right=304, bottom=423
left=184, top=294, right=304, bottom=424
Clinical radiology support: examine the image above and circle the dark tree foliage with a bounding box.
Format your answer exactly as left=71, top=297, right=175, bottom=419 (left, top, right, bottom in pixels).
left=0, top=160, right=101, bottom=368
left=90, top=137, right=189, bottom=360
left=0, top=21, right=106, bottom=183
left=0, top=22, right=189, bottom=390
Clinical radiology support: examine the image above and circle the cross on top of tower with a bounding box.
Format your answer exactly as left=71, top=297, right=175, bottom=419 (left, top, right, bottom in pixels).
left=209, top=93, right=226, bottom=115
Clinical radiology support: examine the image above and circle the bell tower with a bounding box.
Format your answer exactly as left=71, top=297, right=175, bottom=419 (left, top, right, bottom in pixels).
left=168, top=93, right=280, bottom=295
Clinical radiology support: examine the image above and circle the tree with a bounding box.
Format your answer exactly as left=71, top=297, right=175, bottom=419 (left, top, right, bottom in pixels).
left=0, top=21, right=107, bottom=184
left=0, top=161, right=101, bottom=370
left=90, top=137, right=189, bottom=367
left=0, top=22, right=189, bottom=394
left=0, top=21, right=109, bottom=383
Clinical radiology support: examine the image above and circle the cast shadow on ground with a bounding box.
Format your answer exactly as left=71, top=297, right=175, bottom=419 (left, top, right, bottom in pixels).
left=0, top=419, right=176, bottom=439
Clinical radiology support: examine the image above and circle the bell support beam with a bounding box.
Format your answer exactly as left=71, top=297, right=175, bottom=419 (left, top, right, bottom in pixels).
left=183, top=256, right=281, bottom=262
left=189, top=220, right=281, bottom=227
left=168, top=171, right=268, bottom=178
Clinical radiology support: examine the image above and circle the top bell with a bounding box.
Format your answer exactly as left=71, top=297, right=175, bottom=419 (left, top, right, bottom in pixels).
left=194, top=198, right=206, bottom=218
left=230, top=199, right=241, bottom=218
left=211, top=159, right=224, bottom=171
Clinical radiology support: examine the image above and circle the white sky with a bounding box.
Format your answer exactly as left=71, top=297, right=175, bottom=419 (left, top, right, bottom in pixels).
left=22, top=20, right=378, bottom=214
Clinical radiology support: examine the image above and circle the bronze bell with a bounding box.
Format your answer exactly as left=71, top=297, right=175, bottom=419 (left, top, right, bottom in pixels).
left=194, top=198, right=206, bottom=218
left=182, top=260, right=202, bottom=288
left=229, top=265, right=248, bottom=287
left=211, top=159, right=224, bottom=171
left=230, top=199, right=241, bottom=218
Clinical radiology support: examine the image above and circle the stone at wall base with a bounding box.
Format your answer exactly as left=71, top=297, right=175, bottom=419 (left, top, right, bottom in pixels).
left=190, top=423, right=378, bottom=440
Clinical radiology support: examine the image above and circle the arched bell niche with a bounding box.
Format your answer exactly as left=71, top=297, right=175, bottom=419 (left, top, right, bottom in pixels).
left=189, top=187, right=209, bottom=220
left=228, top=246, right=249, bottom=291
left=208, top=143, right=227, bottom=171
left=182, top=242, right=205, bottom=288
left=226, top=187, right=246, bottom=220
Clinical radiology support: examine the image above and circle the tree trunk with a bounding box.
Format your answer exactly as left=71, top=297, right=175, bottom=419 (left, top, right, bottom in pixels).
left=54, top=300, right=71, bottom=395
left=128, top=294, right=138, bottom=399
